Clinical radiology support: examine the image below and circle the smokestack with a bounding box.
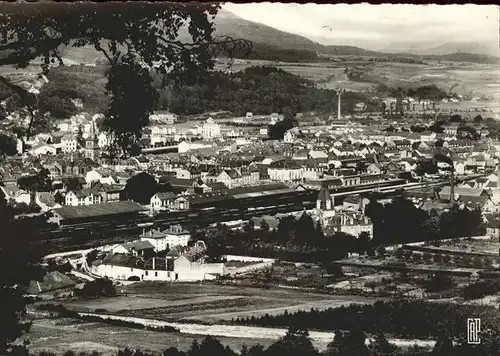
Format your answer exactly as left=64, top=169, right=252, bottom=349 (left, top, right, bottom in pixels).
left=337, top=89, right=341, bottom=120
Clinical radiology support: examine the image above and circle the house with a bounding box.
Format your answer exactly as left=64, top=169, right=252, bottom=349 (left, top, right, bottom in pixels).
left=172, top=241, right=226, bottom=281
left=367, top=163, right=383, bottom=175
left=268, top=160, right=303, bottom=182
left=139, top=230, right=168, bottom=252
left=200, top=118, right=221, bottom=139
left=420, top=131, right=436, bottom=142
left=85, top=168, right=118, bottom=185
left=443, top=123, right=460, bottom=136
left=164, top=224, right=191, bottom=249
left=454, top=162, right=466, bottom=175
left=116, top=240, right=155, bottom=258
left=215, top=168, right=258, bottom=189
left=176, top=167, right=201, bottom=180
left=150, top=124, right=176, bottom=145
left=283, top=128, right=301, bottom=143
left=91, top=254, right=145, bottom=281
left=61, top=134, right=78, bottom=152
left=150, top=192, right=177, bottom=211
left=65, top=189, right=103, bottom=206
left=92, top=243, right=225, bottom=282
left=486, top=220, right=499, bottom=237
left=308, top=150, right=328, bottom=160
left=150, top=111, right=178, bottom=125
left=325, top=211, right=373, bottom=237
left=1, top=185, right=31, bottom=204
left=342, top=195, right=370, bottom=214
left=131, top=156, right=150, bottom=170
left=439, top=186, right=491, bottom=210
left=98, top=132, right=111, bottom=148
left=90, top=182, right=123, bottom=203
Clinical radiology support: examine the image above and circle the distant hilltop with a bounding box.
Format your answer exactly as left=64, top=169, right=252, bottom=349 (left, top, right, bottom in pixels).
left=52, top=8, right=499, bottom=66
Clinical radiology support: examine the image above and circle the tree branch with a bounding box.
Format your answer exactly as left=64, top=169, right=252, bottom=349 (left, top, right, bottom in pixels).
left=0, top=75, right=38, bottom=143
left=94, top=42, right=114, bottom=65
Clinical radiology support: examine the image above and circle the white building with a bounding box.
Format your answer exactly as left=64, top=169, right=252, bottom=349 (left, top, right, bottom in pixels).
left=98, top=132, right=112, bottom=148
left=267, top=160, right=304, bottom=182
left=91, top=242, right=226, bottom=282
left=150, top=125, right=176, bottom=145
left=85, top=168, right=118, bottom=185
left=65, top=190, right=103, bottom=206
left=150, top=192, right=176, bottom=211
left=200, top=118, right=221, bottom=139
left=61, top=134, right=78, bottom=152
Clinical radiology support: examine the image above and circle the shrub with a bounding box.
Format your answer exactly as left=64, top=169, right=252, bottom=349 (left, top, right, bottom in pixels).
left=75, top=278, right=117, bottom=299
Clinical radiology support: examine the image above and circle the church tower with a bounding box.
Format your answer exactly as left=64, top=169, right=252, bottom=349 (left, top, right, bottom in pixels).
left=85, top=120, right=100, bottom=161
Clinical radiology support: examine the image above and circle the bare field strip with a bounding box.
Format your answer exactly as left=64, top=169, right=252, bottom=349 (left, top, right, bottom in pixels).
left=105, top=283, right=381, bottom=323
left=183, top=299, right=369, bottom=323
left=122, top=282, right=335, bottom=300
left=28, top=318, right=276, bottom=356
left=61, top=295, right=246, bottom=313
left=114, top=297, right=277, bottom=321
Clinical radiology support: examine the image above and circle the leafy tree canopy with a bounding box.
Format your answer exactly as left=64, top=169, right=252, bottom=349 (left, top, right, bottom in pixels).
left=0, top=2, right=250, bottom=153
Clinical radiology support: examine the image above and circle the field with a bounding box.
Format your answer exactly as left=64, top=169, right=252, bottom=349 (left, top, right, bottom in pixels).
left=57, top=282, right=378, bottom=323
left=27, top=317, right=277, bottom=356
left=215, top=59, right=500, bottom=101
left=28, top=282, right=382, bottom=354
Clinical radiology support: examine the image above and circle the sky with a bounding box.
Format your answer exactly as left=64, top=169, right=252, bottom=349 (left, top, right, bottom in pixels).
left=223, top=3, right=499, bottom=51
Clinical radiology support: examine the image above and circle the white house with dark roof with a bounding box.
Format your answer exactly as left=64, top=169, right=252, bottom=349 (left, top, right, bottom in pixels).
left=150, top=192, right=177, bottom=211
left=91, top=240, right=225, bottom=282
left=140, top=229, right=168, bottom=252
left=85, top=168, right=118, bottom=185
left=65, top=189, right=103, bottom=206
left=113, top=240, right=155, bottom=258
left=164, top=224, right=191, bottom=249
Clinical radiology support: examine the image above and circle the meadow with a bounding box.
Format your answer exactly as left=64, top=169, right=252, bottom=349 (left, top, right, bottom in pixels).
left=216, top=59, right=500, bottom=101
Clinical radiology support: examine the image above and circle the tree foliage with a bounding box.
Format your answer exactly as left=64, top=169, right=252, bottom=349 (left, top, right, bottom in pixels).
left=0, top=2, right=250, bottom=153
left=364, top=197, right=484, bottom=246
left=102, top=59, right=158, bottom=155
left=233, top=299, right=500, bottom=341
left=0, top=133, right=17, bottom=158
left=75, top=278, right=116, bottom=299
left=0, top=194, right=45, bottom=354
left=124, top=172, right=158, bottom=205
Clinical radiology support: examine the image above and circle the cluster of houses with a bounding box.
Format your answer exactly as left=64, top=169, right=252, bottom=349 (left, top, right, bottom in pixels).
left=90, top=226, right=227, bottom=282
left=1, top=108, right=499, bottom=237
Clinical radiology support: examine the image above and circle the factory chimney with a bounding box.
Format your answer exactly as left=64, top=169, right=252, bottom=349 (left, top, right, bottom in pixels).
left=337, top=88, right=342, bottom=120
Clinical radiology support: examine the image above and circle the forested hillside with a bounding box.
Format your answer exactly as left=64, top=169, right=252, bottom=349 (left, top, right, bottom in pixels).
left=42, top=65, right=373, bottom=118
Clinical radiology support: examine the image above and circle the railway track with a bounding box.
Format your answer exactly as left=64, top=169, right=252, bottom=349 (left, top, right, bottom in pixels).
left=32, top=176, right=477, bottom=252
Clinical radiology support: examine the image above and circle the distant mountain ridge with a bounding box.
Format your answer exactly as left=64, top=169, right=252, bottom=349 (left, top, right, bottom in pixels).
left=57, top=9, right=498, bottom=64
left=211, top=9, right=499, bottom=62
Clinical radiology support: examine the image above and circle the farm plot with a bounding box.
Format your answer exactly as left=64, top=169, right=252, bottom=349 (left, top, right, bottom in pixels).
left=432, top=238, right=500, bottom=256
left=60, top=295, right=247, bottom=313
left=27, top=317, right=275, bottom=356
left=113, top=296, right=285, bottom=321
left=114, top=282, right=379, bottom=323
left=185, top=298, right=370, bottom=323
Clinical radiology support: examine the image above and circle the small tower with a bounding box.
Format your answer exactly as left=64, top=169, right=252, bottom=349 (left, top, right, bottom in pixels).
left=316, top=185, right=334, bottom=211
left=85, top=120, right=100, bottom=161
